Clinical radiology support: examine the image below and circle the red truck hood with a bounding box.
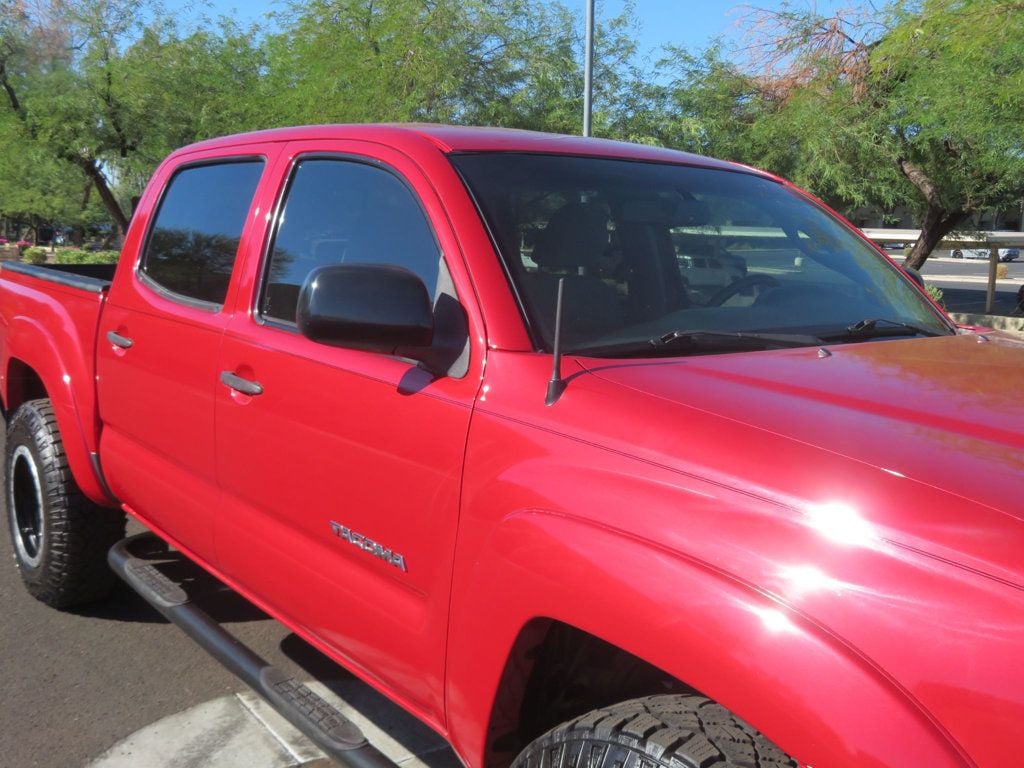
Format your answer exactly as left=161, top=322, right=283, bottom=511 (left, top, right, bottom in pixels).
left=580, top=332, right=1024, bottom=586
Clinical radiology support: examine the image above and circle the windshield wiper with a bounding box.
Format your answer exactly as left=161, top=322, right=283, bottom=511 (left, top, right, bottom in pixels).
left=573, top=329, right=826, bottom=358
left=823, top=317, right=950, bottom=342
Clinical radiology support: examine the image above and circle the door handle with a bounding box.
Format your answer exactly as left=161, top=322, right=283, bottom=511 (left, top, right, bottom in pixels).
left=220, top=371, right=264, bottom=397
left=107, top=331, right=134, bottom=349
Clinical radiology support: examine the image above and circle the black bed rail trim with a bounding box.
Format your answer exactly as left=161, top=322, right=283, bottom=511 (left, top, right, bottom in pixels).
left=108, top=533, right=399, bottom=768
left=1, top=260, right=112, bottom=293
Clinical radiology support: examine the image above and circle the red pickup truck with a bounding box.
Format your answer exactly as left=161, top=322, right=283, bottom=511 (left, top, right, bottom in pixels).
left=3, top=125, right=1022, bottom=768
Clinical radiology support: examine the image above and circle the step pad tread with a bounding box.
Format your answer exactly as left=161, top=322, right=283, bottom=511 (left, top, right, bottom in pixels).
left=262, top=668, right=367, bottom=749
left=123, top=559, right=188, bottom=607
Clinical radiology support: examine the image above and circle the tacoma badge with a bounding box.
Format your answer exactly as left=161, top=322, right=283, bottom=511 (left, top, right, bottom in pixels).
left=330, top=521, right=407, bottom=572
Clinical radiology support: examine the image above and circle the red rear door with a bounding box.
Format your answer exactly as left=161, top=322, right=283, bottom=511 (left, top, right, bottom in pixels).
left=97, top=146, right=279, bottom=562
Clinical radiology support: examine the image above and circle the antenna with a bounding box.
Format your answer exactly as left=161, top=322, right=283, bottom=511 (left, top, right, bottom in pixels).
left=545, top=278, right=567, bottom=406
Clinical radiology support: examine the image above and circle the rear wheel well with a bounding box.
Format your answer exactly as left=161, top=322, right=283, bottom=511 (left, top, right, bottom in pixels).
left=485, top=620, right=696, bottom=768
left=3, top=359, right=47, bottom=419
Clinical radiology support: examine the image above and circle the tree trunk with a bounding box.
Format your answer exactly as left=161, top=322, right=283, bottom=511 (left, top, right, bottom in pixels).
left=897, top=157, right=970, bottom=270
left=78, top=158, right=130, bottom=236
left=904, top=203, right=969, bottom=271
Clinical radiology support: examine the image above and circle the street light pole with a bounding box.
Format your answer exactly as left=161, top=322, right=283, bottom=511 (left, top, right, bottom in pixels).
left=583, top=0, right=594, bottom=137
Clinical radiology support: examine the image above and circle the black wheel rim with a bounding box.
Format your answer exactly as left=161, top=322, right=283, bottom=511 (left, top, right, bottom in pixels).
left=10, top=446, right=44, bottom=566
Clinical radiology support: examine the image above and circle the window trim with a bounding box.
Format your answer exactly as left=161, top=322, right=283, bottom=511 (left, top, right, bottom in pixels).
left=135, top=155, right=267, bottom=312
left=253, top=152, right=445, bottom=332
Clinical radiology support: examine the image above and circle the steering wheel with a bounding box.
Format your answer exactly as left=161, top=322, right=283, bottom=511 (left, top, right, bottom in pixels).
left=706, top=274, right=781, bottom=306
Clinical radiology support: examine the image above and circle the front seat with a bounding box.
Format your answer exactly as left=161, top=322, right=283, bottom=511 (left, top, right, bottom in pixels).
left=521, top=202, right=624, bottom=347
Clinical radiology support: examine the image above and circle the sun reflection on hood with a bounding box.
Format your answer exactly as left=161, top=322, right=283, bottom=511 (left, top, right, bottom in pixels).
left=804, top=502, right=879, bottom=547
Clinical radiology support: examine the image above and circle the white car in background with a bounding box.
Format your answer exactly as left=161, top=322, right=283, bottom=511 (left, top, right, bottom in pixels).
left=677, top=253, right=745, bottom=301
left=952, top=247, right=1020, bottom=262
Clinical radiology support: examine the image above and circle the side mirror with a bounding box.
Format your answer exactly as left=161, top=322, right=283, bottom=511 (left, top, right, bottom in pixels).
left=297, top=264, right=434, bottom=353
left=902, top=266, right=925, bottom=289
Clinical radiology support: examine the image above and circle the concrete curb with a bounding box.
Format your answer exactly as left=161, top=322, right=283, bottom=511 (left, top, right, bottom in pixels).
left=949, top=312, right=1024, bottom=337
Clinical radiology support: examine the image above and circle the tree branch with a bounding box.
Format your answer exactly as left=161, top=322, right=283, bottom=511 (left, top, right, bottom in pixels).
left=0, top=59, right=25, bottom=118
left=896, top=157, right=944, bottom=209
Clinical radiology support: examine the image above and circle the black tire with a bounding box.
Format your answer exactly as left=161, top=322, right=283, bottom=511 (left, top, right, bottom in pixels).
left=4, top=398, right=126, bottom=608
left=952, top=249, right=963, bottom=259
left=513, top=695, right=796, bottom=768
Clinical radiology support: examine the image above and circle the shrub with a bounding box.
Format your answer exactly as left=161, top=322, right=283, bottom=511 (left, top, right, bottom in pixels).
left=21, top=246, right=48, bottom=264
left=925, top=284, right=944, bottom=307
left=997, top=264, right=1009, bottom=280
left=54, top=249, right=120, bottom=264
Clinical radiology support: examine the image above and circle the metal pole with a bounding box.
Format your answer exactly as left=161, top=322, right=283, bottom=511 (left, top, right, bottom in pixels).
left=583, top=0, right=594, bottom=137
left=986, top=243, right=999, bottom=314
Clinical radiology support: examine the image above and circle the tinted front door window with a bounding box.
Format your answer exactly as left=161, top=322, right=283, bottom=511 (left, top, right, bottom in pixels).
left=260, top=159, right=441, bottom=324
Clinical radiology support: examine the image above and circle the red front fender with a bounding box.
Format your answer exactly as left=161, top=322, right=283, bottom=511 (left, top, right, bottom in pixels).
left=445, top=510, right=971, bottom=768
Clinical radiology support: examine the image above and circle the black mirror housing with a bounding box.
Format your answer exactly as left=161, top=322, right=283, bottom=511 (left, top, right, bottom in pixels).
left=297, top=264, right=434, bottom=353
left=901, top=266, right=926, bottom=289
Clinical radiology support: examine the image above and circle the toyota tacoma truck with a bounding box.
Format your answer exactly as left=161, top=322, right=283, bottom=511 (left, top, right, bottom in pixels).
left=2, top=125, right=1022, bottom=768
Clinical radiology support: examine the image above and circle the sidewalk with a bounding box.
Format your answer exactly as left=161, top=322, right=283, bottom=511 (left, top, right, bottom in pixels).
left=87, top=680, right=460, bottom=768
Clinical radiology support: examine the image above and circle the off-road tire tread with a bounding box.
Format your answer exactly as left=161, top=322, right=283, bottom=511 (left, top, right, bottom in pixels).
left=512, top=695, right=796, bottom=768
left=6, top=399, right=125, bottom=607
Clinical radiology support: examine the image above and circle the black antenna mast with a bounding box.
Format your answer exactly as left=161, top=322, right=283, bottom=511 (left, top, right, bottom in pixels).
left=545, top=278, right=567, bottom=406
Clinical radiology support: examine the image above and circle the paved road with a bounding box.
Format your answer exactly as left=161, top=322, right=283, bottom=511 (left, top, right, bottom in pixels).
left=0, top=416, right=451, bottom=768
left=914, top=254, right=1023, bottom=314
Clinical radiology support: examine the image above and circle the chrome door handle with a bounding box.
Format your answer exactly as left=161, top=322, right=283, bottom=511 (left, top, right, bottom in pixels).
left=220, top=371, right=264, bottom=396
left=107, top=331, right=134, bottom=349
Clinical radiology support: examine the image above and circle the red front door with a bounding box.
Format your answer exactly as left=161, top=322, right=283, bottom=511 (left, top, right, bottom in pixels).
left=213, top=139, right=484, bottom=726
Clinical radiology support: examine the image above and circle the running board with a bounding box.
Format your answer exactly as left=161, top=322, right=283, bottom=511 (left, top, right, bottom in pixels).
left=108, top=533, right=397, bottom=768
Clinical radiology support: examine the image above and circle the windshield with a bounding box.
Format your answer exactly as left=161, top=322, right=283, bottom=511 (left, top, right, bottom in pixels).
left=451, top=153, right=953, bottom=357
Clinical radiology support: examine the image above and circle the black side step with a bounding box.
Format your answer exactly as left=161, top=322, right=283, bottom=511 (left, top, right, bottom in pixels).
left=109, top=533, right=397, bottom=768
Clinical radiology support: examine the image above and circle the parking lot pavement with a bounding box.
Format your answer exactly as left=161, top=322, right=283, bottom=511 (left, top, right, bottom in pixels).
left=1, top=523, right=458, bottom=768
left=0, top=417, right=458, bottom=768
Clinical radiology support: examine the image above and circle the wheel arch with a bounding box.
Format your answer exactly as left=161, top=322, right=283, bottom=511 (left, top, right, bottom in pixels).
left=2, top=317, right=110, bottom=504
left=445, top=509, right=972, bottom=768
left=3, top=357, right=47, bottom=416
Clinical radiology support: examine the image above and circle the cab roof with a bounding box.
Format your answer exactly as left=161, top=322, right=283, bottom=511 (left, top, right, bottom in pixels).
left=176, top=123, right=768, bottom=177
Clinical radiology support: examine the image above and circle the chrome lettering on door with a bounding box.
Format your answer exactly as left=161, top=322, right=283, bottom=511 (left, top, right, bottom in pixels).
left=329, top=521, right=408, bottom=572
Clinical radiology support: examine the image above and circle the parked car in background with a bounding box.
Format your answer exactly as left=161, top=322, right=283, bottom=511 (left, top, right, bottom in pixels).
left=951, top=246, right=1020, bottom=261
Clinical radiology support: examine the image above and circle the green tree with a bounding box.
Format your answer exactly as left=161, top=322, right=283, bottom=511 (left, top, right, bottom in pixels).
left=259, top=0, right=641, bottom=135
left=736, top=0, right=1024, bottom=268
left=0, top=0, right=265, bottom=236
left=614, top=45, right=769, bottom=158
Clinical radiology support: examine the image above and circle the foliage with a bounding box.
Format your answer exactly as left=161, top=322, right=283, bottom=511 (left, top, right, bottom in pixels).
left=0, top=0, right=1020, bottom=275
left=925, top=283, right=945, bottom=307
left=0, top=1, right=266, bottom=233
left=257, top=0, right=639, bottom=135
left=21, top=245, right=48, bottom=263
left=726, top=0, right=1024, bottom=267
left=53, top=248, right=120, bottom=263
left=613, top=45, right=770, bottom=159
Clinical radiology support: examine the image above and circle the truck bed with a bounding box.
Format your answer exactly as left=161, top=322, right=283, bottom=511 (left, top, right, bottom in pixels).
left=1, top=261, right=117, bottom=292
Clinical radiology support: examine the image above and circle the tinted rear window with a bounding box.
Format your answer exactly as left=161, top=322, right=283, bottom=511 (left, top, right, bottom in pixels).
left=140, top=160, right=264, bottom=306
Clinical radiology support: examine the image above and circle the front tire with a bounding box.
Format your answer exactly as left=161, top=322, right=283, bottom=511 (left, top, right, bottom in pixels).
left=512, top=695, right=796, bottom=768
left=5, top=399, right=125, bottom=608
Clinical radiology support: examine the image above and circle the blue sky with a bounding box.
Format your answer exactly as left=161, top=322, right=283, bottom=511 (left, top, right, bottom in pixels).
left=169, top=0, right=848, bottom=59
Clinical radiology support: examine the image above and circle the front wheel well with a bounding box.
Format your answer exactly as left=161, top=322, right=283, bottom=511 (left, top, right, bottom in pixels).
left=485, top=619, right=697, bottom=768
